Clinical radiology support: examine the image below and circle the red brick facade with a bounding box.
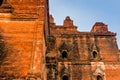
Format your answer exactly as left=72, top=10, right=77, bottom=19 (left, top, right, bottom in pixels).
left=48, top=15, right=120, bottom=80
left=0, top=0, right=48, bottom=80
left=0, top=0, right=120, bottom=80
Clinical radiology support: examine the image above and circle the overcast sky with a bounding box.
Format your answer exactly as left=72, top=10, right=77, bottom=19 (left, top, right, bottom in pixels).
left=49, top=0, right=120, bottom=49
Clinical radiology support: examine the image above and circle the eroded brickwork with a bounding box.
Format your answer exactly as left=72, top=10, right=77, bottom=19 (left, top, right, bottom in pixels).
left=0, top=0, right=48, bottom=80
left=0, top=0, right=120, bottom=80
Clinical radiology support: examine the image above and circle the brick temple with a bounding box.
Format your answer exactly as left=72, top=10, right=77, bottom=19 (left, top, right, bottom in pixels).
left=0, top=0, right=120, bottom=80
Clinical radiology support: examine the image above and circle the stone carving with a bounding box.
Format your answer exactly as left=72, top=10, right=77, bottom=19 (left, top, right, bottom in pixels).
left=93, top=68, right=105, bottom=76
left=58, top=42, right=72, bottom=61
left=60, top=64, right=70, bottom=78
left=89, top=43, right=101, bottom=61
left=47, top=36, right=56, bottom=53
left=71, top=65, right=82, bottom=80
left=71, top=40, right=80, bottom=61
left=0, top=0, right=14, bottom=13
left=93, top=67, right=105, bottom=80
left=47, top=64, right=57, bottom=80
left=59, top=42, right=71, bottom=53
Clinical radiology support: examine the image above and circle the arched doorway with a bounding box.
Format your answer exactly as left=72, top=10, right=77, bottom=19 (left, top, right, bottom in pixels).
left=97, top=75, right=103, bottom=80
left=0, top=0, right=3, bottom=6
left=61, top=51, right=68, bottom=59
left=93, top=51, right=97, bottom=58
left=62, top=75, right=69, bottom=80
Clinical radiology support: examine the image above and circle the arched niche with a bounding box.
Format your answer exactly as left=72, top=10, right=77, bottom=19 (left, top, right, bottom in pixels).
left=61, top=50, right=68, bottom=59
left=97, top=75, right=103, bottom=80
left=62, top=75, right=69, bottom=80
left=92, top=51, right=98, bottom=58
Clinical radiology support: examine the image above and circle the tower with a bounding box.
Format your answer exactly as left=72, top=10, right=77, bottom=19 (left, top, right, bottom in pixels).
left=0, top=0, right=49, bottom=80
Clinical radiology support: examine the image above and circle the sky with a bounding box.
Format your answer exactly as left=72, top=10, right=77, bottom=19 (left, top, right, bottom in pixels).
left=49, top=0, right=120, bottom=49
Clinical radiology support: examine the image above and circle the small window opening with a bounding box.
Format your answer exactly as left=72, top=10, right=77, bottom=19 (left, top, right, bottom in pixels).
left=62, top=51, right=68, bottom=59
left=93, top=51, right=97, bottom=58
left=62, top=75, right=68, bottom=80
left=97, top=75, right=103, bottom=80
left=0, top=0, right=3, bottom=6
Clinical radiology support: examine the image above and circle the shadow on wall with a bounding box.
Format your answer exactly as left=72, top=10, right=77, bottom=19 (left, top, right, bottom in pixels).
left=0, top=0, right=3, bottom=6
left=0, top=29, right=8, bottom=65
